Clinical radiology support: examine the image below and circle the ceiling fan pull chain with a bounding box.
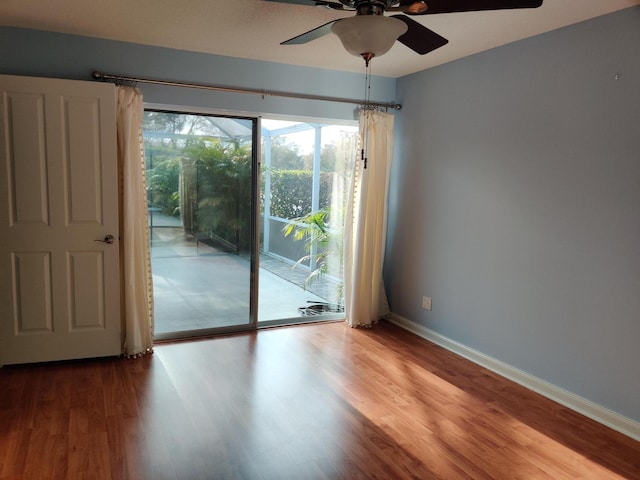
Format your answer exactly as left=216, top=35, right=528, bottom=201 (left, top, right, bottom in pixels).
left=361, top=61, right=373, bottom=169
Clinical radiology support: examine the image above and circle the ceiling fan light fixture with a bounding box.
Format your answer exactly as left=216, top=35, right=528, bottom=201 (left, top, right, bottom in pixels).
left=331, top=15, right=408, bottom=62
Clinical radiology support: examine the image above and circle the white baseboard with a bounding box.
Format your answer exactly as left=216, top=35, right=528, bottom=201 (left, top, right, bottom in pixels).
left=388, top=313, right=640, bottom=443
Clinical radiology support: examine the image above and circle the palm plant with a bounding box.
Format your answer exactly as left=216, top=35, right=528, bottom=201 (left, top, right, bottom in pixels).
left=282, top=208, right=344, bottom=308
left=146, top=156, right=181, bottom=216
left=184, top=139, right=253, bottom=253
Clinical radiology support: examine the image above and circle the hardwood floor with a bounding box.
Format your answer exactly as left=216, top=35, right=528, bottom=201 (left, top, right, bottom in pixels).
left=1, top=321, right=639, bottom=479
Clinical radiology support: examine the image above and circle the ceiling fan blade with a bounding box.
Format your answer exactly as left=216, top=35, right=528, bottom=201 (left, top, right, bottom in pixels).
left=411, top=0, right=543, bottom=15
left=262, top=0, right=345, bottom=9
left=391, top=15, right=448, bottom=55
left=281, top=20, right=338, bottom=45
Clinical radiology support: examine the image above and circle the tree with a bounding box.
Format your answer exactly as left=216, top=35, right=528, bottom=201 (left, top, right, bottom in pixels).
left=267, top=136, right=303, bottom=170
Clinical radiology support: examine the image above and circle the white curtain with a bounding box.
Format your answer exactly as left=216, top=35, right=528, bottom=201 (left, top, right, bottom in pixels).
left=343, top=109, right=394, bottom=328
left=116, top=86, right=154, bottom=357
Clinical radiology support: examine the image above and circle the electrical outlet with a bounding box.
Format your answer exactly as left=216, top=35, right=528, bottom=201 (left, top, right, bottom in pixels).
left=422, top=296, right=432, bottom=311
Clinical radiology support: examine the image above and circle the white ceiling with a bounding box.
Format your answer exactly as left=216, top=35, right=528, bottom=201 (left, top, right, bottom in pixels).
left=1, top=0, right=639, bottom=78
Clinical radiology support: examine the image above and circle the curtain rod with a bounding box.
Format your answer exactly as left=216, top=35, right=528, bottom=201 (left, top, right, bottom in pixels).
left=92, top=71, right=401, bottom=111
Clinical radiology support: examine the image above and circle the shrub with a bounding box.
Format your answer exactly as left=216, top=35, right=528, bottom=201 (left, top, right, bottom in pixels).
left=183, top=140, right=253, bottom=253
left=146, top=157, right=181, bottom=216
left=267, top=170, right=334, bottom=220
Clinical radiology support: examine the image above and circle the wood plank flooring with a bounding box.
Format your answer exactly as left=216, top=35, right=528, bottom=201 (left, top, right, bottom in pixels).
left=1, top=321, right=639, bottom=479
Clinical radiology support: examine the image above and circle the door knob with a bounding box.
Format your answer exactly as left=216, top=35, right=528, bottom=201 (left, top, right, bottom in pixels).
left=95, top=234, right=115, bottom=244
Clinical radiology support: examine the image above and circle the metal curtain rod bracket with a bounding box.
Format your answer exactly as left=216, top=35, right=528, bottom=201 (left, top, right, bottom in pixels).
left=91, top=71, right=401, bottom=111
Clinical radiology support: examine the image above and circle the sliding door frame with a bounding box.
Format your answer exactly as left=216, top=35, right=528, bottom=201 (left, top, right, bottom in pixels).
left=145, top=104, right=261, bottom=340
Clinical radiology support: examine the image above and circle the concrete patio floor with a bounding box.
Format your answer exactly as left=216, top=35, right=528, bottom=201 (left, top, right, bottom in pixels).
left=150, top=219, right=340, bottom=336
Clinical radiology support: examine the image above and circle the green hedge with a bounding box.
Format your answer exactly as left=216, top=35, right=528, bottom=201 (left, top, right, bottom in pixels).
left=266, top=170, right=335, bottom=220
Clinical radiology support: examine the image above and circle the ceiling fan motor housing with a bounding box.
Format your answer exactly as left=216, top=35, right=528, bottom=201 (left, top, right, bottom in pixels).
left=340, top=1, right=395, bottom=15
left=340, top=1, right=429, bottom=16
left=339, top=0, right=400, bottom=6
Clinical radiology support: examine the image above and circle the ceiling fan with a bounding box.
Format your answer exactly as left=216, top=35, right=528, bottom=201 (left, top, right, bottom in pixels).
left=264, top=0, right=543, bottom=65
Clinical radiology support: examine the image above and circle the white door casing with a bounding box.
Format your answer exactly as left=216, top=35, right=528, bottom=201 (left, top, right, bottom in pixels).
left=0, top=75, right=121, bottom=365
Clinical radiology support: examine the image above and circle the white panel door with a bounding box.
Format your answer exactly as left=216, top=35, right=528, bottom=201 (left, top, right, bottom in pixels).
left=0, top=75, right=121, bottom=365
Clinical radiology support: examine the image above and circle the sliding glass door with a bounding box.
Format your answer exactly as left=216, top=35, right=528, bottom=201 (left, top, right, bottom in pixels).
left=143, top=110, right=258, bottom=339
left=143, top=110, right=357, bottom=339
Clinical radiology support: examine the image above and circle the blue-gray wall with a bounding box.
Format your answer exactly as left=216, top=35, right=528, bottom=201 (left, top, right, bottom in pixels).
left=387, top=7, right=640, bottom=423
left=0, top=27, right=395, bottom=120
